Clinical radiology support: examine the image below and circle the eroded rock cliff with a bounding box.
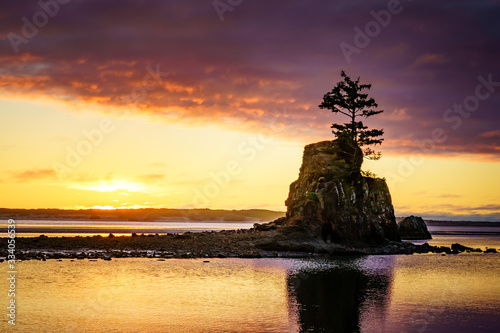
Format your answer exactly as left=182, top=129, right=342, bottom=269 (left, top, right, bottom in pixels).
left=275, top=140, right=400, bottom=246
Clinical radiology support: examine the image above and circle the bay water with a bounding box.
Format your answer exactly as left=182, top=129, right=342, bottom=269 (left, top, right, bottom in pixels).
left=1, top=222, right=499, bottom=332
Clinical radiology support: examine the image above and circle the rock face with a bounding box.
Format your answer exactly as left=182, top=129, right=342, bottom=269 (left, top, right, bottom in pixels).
left=398, top=216, right=432, bottom=240
left=281, top=140, right=400, bottom=246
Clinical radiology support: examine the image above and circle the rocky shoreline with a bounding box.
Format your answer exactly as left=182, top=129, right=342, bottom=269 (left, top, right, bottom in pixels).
left=3, top=140, right=497, bottom=262
left=0, top=229, right=497, bottom=261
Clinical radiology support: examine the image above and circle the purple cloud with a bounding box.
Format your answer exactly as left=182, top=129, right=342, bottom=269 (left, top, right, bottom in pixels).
left=0, top=0, right=498, bottom=156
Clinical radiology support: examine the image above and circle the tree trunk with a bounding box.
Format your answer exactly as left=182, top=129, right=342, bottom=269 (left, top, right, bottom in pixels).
left=351, top=110, right=357, bottom=143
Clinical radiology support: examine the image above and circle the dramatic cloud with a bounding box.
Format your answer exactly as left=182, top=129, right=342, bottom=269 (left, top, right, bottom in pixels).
left=1, top=0, right=499, bottom=156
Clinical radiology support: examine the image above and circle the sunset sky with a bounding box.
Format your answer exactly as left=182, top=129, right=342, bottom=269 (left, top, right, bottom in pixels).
left=0, top=0, right=499, bottom=220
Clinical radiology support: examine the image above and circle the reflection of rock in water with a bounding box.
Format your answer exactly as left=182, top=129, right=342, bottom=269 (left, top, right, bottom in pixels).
left=287, top=257, right=394, bottom=333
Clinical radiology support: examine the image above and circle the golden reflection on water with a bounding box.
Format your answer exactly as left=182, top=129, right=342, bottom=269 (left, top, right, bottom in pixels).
left=1, top=255, right=499, bottom=332
left=0, top=259, right=300, bottom=333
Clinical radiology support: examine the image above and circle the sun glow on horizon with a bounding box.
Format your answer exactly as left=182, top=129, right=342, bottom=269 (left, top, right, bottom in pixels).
left=90, top=205, right=116, bottom=210
left=1, top=98, right=499, bottom=220
left=69, top=180, right=147, bottom=193
left=89, top=204, right=150, bottom=210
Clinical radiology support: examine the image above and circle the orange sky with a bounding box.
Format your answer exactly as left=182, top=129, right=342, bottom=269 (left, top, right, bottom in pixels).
left=0, top=96, right=499, bottom=220
left=0, top=1, right=499, bottom=220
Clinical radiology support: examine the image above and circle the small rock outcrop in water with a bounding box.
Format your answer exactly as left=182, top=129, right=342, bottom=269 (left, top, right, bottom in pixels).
left=398, top=216, right=432, bottom=240
left=270, top=139, right=400, bottom=247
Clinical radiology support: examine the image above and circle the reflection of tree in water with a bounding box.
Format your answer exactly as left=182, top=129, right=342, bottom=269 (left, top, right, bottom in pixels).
left=287, top=256, right=395, bottom=333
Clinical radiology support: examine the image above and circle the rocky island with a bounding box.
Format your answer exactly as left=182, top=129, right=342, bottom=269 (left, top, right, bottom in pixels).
left=2, top=139, right=488, bottom=261
left=276, top=140, right=398, bottom=244
left=398, top=215, right=432, bottom=240
left=3, top=69, right=487, bottom=261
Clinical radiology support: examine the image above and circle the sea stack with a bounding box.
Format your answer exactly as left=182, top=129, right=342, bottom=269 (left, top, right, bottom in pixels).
left=398, top=215, right=432, bottom=240
left=279, top=139, right=400, bottom=246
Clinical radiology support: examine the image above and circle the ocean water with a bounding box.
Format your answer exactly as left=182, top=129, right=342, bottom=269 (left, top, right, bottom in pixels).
left=1, top=254, right=498, bottom=332
left=416, top=225, right=500, bottom=250
left=0, top=223, right=499, bottom=332
left=3, top=219, right=257, bottom=237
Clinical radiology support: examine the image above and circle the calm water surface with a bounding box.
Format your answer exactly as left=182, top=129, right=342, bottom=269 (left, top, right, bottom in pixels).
left=5, top=220, right=257, bottom=237
left=1, top=223, right=499, bottom=332
left=1, top=254, right=499, bottom=332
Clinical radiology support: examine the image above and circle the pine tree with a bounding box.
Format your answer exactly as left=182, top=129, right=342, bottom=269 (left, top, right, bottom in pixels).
left=319, top=71, right=384, bottom=160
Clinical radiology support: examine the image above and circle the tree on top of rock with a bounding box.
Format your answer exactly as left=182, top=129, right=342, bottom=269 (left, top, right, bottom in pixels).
left=319, top=71, right=384, bottom=160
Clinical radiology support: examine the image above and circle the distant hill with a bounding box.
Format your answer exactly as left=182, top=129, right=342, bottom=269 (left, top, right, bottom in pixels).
left=0, top=208, right=285, bottom=222
left=423, top=219, right=500, bottom=227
